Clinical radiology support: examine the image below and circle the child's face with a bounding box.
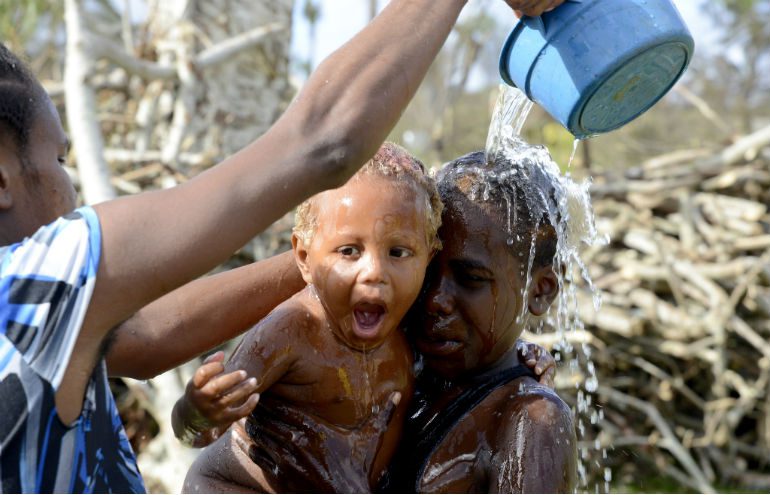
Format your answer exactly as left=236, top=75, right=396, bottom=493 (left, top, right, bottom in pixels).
left=411, top=196, right=532, bottom=378
left=295, top=174, right=433, bottom=350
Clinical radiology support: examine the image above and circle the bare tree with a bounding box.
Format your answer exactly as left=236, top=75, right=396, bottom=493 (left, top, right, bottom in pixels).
left=64, top=0, right=117, bottom=204
left=50, top=1, right=296, bottom=491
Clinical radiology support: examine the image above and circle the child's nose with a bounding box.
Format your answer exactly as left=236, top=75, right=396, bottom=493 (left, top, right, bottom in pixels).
left=360, top=252, right=386, bottom=284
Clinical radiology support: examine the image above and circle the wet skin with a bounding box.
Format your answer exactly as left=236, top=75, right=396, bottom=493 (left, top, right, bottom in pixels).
left=235, top=192, right=576, bottom=493
left=183, top=175, right=433, bottom=492
left=405, top=193, right=576, bottom=493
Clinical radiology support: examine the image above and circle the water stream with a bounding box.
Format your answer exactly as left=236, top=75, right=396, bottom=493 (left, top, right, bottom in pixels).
left=484, top=84, right=610, bottom=492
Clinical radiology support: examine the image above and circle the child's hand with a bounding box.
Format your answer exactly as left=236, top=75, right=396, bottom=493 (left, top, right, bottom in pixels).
left=172, top=351, right=260, bottom=447
left=517, top=340, right=556, bottom=388
left=188, top=351, right=260, bottom=425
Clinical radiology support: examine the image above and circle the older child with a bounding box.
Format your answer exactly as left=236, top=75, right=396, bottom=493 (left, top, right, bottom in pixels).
left=245, top=143, right=580, bottom=493
left=175, top=142, right=443, bottom=492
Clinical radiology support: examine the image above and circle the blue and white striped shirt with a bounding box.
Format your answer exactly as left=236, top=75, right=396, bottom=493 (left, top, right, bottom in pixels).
left=0, top=207, right=145, bottom=493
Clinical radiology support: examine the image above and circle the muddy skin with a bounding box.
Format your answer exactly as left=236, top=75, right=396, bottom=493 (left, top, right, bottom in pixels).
left=389, top=173, right=576, bottom=493
left=215, top=186, right=577, bottom=494
left=184, top=174, right=434, bottom=492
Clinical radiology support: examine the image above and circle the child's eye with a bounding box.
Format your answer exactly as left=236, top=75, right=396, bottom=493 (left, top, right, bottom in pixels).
left=457, top=271, right=489, bottom=286
left=338, top=246, right=360, bottom=257
left=390, top=247, right=413, bottom=259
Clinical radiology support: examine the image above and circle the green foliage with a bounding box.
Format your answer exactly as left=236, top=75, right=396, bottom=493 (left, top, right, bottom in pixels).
left=718, top=0, right=763, bottom=15
left=0, top=1, right=64, bottom=53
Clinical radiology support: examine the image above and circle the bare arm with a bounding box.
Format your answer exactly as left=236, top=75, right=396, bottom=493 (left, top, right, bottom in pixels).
left=171, top=306, right=302, bottom=446
left=86, top=0, right=471, bottom=335
left=58, top=0, right=472, bottom=422
left=105, top=250, right=303, bottom=379
left=490, top=386, right=577, bottom=493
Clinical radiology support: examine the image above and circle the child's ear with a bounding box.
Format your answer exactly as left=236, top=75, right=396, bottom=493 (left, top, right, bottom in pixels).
left=528, top=265, right=559, bottom=316
left=291, top=233, right=314, bottom=285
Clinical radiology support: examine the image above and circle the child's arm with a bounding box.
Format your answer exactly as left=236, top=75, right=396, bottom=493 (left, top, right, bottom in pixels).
left=171, top=352, right=259, bottom=447
left=172, top=308, right=300, bottom=447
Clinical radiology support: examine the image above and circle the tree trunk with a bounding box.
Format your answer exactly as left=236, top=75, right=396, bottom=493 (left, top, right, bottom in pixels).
left=64, top=0, right=117, bottom=204
left=131, top=1, right=294, bottom=492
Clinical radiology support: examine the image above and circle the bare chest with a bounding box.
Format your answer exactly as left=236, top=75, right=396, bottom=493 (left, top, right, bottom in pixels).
left=415, top=386, right=513, bottom=493
left=270, top=344, right=410, bottom=427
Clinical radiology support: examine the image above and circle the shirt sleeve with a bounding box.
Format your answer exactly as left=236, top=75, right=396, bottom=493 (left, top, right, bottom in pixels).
left=0, top=206, right=102, bottom=390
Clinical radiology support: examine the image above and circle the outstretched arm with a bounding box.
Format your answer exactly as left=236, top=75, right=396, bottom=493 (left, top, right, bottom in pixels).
left=490, top=388, right=577, bottom=493
left=59, top=0, right=472, bottom=422
left=106, top=250, right=303, bottom=379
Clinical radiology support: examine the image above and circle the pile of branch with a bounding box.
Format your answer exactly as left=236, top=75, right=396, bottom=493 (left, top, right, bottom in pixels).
left=554, top=124, right=770, bottom=493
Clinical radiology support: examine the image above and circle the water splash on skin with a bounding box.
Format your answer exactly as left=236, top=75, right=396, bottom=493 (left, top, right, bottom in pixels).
left=494, top=410, right=528, bottom=493
left=360, top=344, right=372, bottom=418
left=481, top=84, right=609, bottom=492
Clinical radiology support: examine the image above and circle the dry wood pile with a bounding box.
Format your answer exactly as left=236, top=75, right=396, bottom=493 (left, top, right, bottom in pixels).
left=558, top=124, right=770, bottom=493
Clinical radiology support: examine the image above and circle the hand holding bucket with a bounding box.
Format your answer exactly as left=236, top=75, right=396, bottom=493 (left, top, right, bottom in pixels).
left=499, top=0, right=694, bottom=139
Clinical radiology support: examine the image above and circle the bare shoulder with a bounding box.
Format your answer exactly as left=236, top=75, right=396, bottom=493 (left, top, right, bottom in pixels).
left=227, top=288, right=321, bottom=374
left=266, top=287, right=320, bottom=324
left=503, top=379, right=574, bottom=428
left=245, top=287, right=323, bottom=341
left=488, top=378, right=577, bottom=492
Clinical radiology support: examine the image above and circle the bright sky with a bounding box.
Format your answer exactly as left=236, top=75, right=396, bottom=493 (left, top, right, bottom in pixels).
left=290, top=0, right=717, bottom=84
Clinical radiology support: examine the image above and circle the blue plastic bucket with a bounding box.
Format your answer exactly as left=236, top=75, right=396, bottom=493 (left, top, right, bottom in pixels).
left=499, top=0, right=694, bottom=139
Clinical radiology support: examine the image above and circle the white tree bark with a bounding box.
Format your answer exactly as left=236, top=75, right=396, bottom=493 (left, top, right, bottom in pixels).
left=64, top=0, right=117, bottom=204
left=60, top=0, right=294, bottom=491
left=133, top=1, right=295, bottom=491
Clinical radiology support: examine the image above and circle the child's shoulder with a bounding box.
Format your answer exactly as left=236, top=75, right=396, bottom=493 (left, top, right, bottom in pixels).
left=254, top=287, right=326, bottom=336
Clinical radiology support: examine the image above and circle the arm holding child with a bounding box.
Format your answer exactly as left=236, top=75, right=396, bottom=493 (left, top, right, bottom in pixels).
left=106, top=250, right=304, bottom=380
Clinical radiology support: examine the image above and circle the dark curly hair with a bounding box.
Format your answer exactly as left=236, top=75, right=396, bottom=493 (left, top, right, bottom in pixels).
left=0, top=43, right=47, bottom=166
left=436, top=149, right=560, bottom=270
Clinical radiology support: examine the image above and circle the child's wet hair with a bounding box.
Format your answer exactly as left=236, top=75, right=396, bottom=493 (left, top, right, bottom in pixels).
left=294, top=142, right=443, bottom=251
left=0, top=43, right=47, bottom=166
left=436, top=149, right=559, bottom=269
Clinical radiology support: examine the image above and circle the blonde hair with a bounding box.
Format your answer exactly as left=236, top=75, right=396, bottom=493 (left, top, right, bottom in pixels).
left=294, top=142, right=443, bottom=252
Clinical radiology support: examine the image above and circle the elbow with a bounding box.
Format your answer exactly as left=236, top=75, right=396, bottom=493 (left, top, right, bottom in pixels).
left=287, top=89, right=383, bottom=190
left=106, top=330, right=164, bottom=380
left=123, top=366, right=160, bottom=381
left=305, top=129, right=367, bottom=190
left=108, top=355, right=161, bottom=381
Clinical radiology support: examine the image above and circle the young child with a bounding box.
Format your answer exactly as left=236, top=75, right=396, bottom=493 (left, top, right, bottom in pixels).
left=173, top=142, right=443, bottom=492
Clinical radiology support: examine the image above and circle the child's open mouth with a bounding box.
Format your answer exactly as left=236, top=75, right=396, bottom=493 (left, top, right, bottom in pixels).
left=352, top=302, right=386, bottom=339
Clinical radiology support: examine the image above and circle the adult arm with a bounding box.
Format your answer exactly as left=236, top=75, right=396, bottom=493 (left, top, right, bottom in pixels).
left=489, top=387, right=578, bottom=493
left=105, top=250, right=303, bottom=379
left=59, top=0, right=472, bottom=423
